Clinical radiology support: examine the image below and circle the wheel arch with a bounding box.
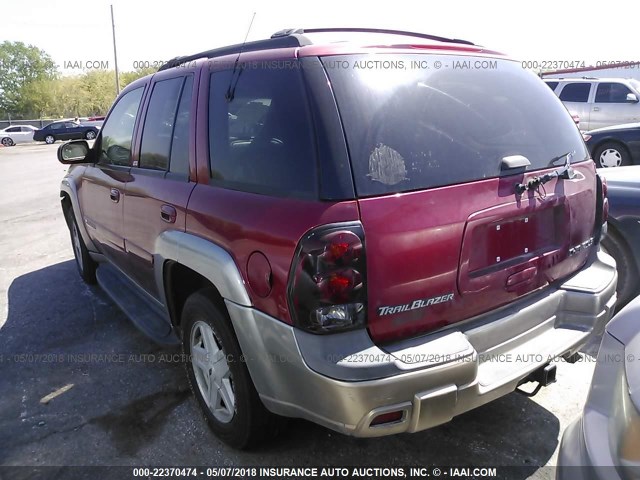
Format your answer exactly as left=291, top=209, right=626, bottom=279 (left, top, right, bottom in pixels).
left=60, top=176, right=97, bottom=252
left=155, top=231, right=252, bottom=335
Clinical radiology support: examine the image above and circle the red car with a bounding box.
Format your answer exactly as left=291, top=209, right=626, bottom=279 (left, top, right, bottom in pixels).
left=57, top=28, right=617, bottom=448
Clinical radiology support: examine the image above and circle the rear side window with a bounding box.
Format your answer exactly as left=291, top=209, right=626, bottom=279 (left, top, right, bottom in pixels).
left=559, top=83, right=591, bottom=102
left=169, top=76, right=193, bottom=175
left=324, top=55, right=588, bottom=197
left=545, top=81, right=559, bottom=91
left=595, top=82, right=632, bottom=103
left=208, top=63, right=317, bottom=198
left=100, top=87, right=144, bottom=166
left=139, top=77, right=184, bottom=171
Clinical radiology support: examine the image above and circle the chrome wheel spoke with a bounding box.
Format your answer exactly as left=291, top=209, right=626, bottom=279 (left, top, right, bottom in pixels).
left=191, top=344, right=210, bottom=373
left=219, top=378, right=235, bottom=415
left=201, top=327, right=220, bottom=357
left=209, top=376, right=221, bottom=408
left=190, top=320, right=235, bottom=423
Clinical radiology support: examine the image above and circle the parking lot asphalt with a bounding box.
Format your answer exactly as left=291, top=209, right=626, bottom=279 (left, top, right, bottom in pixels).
left=0, top=143, right=604, bottom=479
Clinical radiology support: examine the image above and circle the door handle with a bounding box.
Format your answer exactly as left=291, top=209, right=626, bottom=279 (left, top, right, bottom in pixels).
left=110, top=188, right=120, bottom=203
left=593, top=107, right=600, bottom=111
left=160, top=204, right=177, bottom=224
left=505, top=266, right=537, bottom=291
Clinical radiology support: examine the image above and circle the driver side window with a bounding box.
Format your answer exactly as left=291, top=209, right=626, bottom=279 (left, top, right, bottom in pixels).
left=99, top=87, right=144, bottom=166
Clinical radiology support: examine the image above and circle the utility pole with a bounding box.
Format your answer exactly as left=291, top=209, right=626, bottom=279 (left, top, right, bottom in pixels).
left=111, top=5, right=120, bottom=95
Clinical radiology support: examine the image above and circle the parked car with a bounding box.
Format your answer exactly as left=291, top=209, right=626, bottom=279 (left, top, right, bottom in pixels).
left=544, top=78, right=640, bottom=131
left=596, top=166, right=640, bottom=309
left=79, top=116, right=106, bottom=128
left=0, top=125, right=38, bottom=146
left=557, top=295, right=640, bottom=480
left=57, top=27, right=617, bottom=448
left=584, top=123, right=640, bottom=168
left=34, top=121, right=99, bottom=144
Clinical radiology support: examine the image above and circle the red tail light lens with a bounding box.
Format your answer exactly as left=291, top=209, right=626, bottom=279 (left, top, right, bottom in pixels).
left=600, top=174, right=609, bottom=223
left=595, top=173, right=609, bottom=241
left=601, top=174, right=608, bottom=197
left=288, top=223, right=367, bottom=333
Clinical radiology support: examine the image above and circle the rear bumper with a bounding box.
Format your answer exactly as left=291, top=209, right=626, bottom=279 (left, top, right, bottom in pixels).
left=228, top=250, right=617, bottom=437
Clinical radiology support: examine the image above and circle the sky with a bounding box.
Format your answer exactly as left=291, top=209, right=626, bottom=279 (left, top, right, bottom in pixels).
left=2, top=0, right=637, bottom=75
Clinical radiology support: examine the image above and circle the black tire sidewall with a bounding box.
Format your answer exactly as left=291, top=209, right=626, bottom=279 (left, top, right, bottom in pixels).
left=181, top=292, right=263, bottom=448
left=601, top=231, right=639, bottom=308
left=67, top=210, right=97, bottom=284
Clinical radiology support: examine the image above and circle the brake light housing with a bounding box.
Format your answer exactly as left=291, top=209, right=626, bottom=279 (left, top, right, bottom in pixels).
left=287, top=222, right=367, bottom=333
left=595, top=173, right=609, bottom=241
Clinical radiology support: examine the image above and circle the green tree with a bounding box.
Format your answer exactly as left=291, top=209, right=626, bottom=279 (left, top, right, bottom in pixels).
left=0, top=41, right=57, bottom=116
left=120, top=67, right=156, bottom=87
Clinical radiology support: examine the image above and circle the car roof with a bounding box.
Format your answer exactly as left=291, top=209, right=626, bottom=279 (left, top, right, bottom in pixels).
left=159, top=27, right=505, bottom=71
left=544, top=77, right=636, bottom=83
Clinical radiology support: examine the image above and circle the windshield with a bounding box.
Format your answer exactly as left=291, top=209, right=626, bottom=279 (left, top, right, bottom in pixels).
left=323, top=54, right=589, bottom=197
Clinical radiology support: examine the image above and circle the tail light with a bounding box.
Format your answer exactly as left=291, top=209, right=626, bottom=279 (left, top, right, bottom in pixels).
left=287, top=222, right=367, bottom=333
left=595, top=173, right=609, bottom=241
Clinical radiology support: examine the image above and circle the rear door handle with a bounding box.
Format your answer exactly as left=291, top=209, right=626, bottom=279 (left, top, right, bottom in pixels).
left=160, top=204, right=177, bottom=224
left=505, top=266, right=538, bottom=291
left=110, top=188, right=120, bottom=203
left=593, top=107, right=600, bottom=111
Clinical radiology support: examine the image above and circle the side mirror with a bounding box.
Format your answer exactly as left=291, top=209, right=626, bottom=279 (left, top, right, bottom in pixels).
left=57, top=140, right=92, bottom=164
left=626, top=93, right=638, bottom=103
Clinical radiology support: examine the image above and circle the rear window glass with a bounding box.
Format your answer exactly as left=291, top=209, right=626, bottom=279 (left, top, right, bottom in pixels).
left=324, top=55, right=589, bottom=197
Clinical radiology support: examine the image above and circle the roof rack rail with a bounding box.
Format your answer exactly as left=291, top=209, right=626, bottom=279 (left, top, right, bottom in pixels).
left=271, top=27, right=475, bottom=46
left=158, top=35, right=309, bottom=71
left=159, top=27, right=475, bottom=72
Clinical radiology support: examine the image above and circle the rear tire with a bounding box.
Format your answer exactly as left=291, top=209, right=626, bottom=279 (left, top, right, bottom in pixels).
left=594, top=142, right=631, bottom=168
left=85, top=130, right=96, bottom=140
left=45, top=135, right=55, bottom=144
left=601, top=229, right=639, bottom=309
left=182, top=289, right=280, bottom=449
left=66, top=209, right=97, bottom=284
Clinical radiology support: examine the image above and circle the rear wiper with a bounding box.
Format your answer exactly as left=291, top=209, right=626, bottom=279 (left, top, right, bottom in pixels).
left=515, top=151, right=575, bottom=195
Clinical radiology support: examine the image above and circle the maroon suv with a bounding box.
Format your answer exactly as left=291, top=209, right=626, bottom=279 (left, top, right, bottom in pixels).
left=57, top=28, right=617, bottom=448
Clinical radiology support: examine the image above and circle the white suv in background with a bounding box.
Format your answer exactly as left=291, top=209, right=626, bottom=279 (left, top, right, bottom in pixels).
left=544, top=78, right=640, bottom=130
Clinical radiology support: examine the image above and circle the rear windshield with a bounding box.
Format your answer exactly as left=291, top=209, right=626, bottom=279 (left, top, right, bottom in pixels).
left=323, top=55, right=589, bottom=197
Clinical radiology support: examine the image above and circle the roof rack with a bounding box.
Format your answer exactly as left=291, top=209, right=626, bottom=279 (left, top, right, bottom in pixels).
left=271, top=27, right=475, bottom=46
left=159, top=27, right=475, bottom=71
left=158, top=35, right=310, bottom=71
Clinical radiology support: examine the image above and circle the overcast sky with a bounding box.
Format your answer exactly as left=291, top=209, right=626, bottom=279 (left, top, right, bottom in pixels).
left=3, top=0, right=637, bottom=75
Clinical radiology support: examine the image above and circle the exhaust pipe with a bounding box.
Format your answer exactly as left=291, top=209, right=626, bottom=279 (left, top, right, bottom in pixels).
left=516, top=363, right=557, bottom=397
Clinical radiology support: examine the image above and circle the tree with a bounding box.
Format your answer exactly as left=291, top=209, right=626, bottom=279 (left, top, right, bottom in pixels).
left=0, top=41, right=57, bottom=116
left=120, top=67, right=157, bottom=88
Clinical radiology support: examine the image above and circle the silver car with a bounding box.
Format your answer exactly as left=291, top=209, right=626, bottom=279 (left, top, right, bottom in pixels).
left=0, top=125, right=38, bottom=146
left=545, top=78, right=640, bottom=131
left=557, top=295, right=640, bottom=479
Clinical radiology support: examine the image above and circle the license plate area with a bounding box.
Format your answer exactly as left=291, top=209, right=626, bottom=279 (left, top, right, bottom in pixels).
left=458, top=199, right=568, bottom=295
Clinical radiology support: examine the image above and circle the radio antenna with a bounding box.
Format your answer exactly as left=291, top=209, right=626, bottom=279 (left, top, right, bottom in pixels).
left=226, top=12, right=256, bottom=102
